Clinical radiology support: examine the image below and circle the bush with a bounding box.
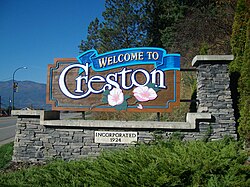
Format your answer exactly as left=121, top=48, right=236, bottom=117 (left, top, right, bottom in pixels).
left=230, top=0, right=250, bottom=140
left=0, top=137, right=249, bottom=186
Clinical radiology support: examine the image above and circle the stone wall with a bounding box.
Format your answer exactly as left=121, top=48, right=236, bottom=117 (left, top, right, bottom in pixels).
left=13, top=116, right=110, bottom=162
left=12, top=55, right=237, bottom=162
left=192, top=55, right=237, bottom=140
left=12, top=112, right=212, bottom=162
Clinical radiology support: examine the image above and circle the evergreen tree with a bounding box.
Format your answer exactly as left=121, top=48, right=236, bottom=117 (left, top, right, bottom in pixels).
left=79, top=0, right=149, bottom=53
left=144, top=0, right=171, bottom=47
left=230, top=0, right=249, bottom=72
left=160, top=0, right=186, bottom=51
left=79, top=18, right=103, bottom=53
left=101, top=0, right=148, bottom=51
left=230, top=0, right=250, bottom=140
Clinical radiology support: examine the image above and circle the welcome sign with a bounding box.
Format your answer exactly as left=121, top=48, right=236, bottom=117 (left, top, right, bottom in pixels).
left=47, top=47, right=181, bottom=112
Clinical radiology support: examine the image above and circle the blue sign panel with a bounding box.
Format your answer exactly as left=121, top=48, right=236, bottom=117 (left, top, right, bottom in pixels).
left=77, top=47, right=180, bottom=73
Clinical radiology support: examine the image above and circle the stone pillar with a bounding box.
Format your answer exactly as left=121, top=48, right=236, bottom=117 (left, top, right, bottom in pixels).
left=192, top=55, right=237, bottom=139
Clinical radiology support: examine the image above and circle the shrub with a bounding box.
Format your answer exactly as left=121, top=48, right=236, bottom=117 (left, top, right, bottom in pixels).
left=230, top=0, right=250, bottom=140
left=0, top=137, right=249, bottom=186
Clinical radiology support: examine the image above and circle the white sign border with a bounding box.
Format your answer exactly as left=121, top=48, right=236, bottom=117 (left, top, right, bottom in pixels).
left=94, top=131, right=138, bottom=144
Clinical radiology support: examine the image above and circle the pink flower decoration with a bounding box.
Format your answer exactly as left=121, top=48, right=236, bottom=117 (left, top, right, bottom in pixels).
left=133, top=86, right=157, bottom=102
left=108, top=88, right=124, bottom=106
left=137, top=104, right=143, bottom=109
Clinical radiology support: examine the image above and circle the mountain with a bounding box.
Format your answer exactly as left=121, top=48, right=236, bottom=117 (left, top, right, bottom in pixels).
left=0, top=80, right=50, bottom=110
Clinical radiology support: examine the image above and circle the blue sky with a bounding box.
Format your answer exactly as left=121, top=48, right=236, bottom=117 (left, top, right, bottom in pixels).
left=0, top=0, right=105, bottom=84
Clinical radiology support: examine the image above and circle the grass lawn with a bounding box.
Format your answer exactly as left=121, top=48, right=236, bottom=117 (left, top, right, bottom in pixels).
left=0, top=142, right=14, bottom=170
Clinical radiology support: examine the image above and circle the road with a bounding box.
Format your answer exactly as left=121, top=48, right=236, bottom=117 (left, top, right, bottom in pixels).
left=0, top=117, right=17, bottom=145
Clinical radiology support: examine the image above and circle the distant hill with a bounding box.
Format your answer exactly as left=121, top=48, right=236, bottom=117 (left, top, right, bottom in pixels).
left=0, top=80, right=50, bottom=110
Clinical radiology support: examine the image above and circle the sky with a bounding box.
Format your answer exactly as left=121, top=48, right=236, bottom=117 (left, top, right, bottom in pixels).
left=0, top=0, right=105, bottom=84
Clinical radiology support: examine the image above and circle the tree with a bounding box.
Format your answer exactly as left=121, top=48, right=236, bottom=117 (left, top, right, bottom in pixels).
left=144, top=0, right=177, bottom=48
left=230, top=0, right=250, bottom=140
left=230, top=0, right=249, bottom=72
left=79, top=0, right=149, bottom=53
left=160, top=0, right=236, bottom=64
left=79, top=18, right=103, bottom=53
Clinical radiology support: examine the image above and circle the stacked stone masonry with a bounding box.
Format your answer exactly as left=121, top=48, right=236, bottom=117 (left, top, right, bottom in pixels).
left=193, top=55, right=237, bottom=140
left=13, top=116, right=213, bottom=162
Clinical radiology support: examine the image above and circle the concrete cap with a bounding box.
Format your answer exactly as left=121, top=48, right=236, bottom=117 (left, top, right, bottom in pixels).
left=186, top=113, right=212, bottom=125
left=11, top=110, right=60, bottom=121
left=11, top=110, right=44, bottom=116
left=41, top=120, right=195, bottom=130
left=192, top=55, right=234, bottom=67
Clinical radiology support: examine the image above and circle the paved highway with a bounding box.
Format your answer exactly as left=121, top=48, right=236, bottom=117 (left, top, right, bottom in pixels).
left=0, top=117, right=17, bottom=145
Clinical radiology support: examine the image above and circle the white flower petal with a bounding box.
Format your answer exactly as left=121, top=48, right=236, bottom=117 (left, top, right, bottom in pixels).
left=133, top=86, right=157, bottom=102
left=107, top=88, right=124, bottom=106
left=148, top=88, right=157, bottom=100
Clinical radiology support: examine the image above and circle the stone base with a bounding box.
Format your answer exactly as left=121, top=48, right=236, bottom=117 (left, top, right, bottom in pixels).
left=10, top=110, right=237, bottom=163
